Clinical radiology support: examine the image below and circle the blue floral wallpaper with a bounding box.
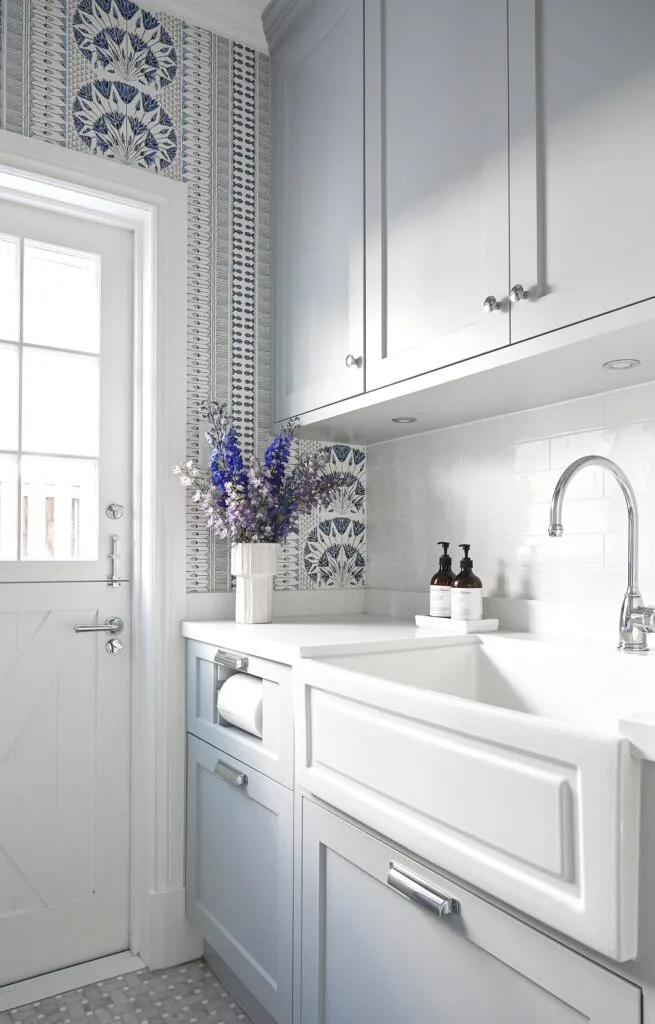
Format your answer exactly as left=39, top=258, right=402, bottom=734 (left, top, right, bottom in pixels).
left=0, top=0, right=366, bottom=591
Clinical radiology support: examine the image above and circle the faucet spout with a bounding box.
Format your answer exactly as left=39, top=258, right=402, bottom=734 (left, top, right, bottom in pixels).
left=548, top=456, right=651, bottom=653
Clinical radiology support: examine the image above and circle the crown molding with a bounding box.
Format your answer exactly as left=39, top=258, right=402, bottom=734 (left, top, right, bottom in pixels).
left=262, top=0, right=310, bottom=50
left=154, top=0, right=268, bottom=52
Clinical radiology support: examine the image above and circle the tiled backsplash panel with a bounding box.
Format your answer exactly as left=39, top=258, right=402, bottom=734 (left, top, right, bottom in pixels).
left=366, top=381, right=655, bottom=611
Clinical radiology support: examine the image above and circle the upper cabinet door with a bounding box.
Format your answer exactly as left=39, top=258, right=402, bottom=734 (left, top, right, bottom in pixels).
left=365, top=0, right=510, bottom=392
left=509, top=0, right=655, bottom=343
left=272, top=0, right=365, bottom=422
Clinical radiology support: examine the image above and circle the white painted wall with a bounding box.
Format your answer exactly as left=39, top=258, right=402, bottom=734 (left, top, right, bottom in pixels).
left=366, top=380, right=655, bottom=630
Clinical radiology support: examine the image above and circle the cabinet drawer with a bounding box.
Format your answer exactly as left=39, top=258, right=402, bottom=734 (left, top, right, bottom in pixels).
left=186, top=736, right=293, bottom=1024
left=186, top=639, right=293, bottom=787
left=301, top=799, right=642, bottom=1024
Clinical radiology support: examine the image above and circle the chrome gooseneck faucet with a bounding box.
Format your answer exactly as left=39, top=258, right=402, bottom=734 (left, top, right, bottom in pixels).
left=549, top=456, right=655, bottom=653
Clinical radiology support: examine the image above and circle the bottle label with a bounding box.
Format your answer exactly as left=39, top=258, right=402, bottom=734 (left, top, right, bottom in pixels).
left=430, top=586, right=452, bottom=617
left=451, top=588, right=483, bottom=621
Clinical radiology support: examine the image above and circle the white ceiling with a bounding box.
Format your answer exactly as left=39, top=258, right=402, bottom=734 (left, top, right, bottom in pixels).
left=155, top=0, right=269, bottom=51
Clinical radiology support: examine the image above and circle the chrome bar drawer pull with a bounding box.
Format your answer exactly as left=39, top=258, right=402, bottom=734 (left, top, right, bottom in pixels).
left=74, top=616, right=124, bottom=635
left=387, top=862, right=460, bottom=918
left=214, top=648, right=249, bottom=672
left=214, top=759, right=248, bottom=788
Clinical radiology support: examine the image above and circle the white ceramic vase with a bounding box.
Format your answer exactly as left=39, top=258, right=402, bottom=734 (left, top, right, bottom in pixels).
left=231, top=543, right=278, bottom=624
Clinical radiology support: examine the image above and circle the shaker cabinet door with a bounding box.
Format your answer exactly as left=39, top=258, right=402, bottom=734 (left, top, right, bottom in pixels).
left=272, top=0, right=365, bottom=421
left=365, top=0, right=510, bottom=391
left=300, top=800, right=642, bottom=1024
left=186, top=735, right=293, bottom=1024
left=508, top=0, right=655, bottom=343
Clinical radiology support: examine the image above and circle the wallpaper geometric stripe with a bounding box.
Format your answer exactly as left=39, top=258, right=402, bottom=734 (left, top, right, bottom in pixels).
left=0, top=0, right=366, bottom=593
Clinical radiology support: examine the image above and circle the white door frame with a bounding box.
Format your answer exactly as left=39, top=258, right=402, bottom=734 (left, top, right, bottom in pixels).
left=0, top=130, right=201, bottom=970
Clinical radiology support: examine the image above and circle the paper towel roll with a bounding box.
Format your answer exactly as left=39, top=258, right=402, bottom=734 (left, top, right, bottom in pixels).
left=217, top=672, right=263, bottom=738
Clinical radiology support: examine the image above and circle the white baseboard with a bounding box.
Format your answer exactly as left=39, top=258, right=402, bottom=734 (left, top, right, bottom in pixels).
left=137, top=887, right=203, bottom=971
left=0, top=952, right=145, bottom=1012
left=186, top=587, right=366, bottom=621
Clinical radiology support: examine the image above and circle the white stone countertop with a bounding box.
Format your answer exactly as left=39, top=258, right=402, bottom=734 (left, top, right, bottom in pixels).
left=180, top=613, right=480, bottom=663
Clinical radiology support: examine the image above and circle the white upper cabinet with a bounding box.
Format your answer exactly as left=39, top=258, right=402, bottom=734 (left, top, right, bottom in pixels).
left=364, top=0, right=510, bottom=391
left=508, top=0, right=655, bottom=343
left=270, top=0, right=365, bottom=421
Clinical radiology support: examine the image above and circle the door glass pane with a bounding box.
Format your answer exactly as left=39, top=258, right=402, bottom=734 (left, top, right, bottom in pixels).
left=23, top=240, right=100, bottom=353
left=21, top=456, right=98, bottom=560
left=0, top=344, right=19, bottom=449
left=0, top=454, right=18, bottom=560
left=0, top=235, right=20, bottom=342
left=22, top=348, right=99, bottom=456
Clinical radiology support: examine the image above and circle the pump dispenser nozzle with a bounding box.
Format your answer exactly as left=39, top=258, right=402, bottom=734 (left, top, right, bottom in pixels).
left=459, top=544, right=473, bottom=569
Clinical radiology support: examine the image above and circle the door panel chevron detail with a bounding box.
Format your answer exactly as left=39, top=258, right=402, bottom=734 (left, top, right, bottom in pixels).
left=0, top=611, right=97, bottom=917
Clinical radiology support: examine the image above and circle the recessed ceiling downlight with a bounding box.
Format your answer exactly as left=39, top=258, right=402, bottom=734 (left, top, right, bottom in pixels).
left=602, top=358, right=641, bottom=370
left=391, top=416, right=417, bottom=424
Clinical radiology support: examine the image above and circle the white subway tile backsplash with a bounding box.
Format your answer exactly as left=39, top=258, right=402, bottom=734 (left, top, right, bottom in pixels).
left=501, top=394, right=604, bottom=444
left=549, top=429, right=611, bottom=468
left=513, top=439, right=551, bottom=472
left=366, top=516, right=396, bottom=556
left=366, top=381, right=655, bottom=628
left=603, top=381, right=655, bottom=427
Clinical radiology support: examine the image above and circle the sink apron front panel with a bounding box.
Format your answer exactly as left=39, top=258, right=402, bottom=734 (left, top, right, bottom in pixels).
left=295, top=657, right=641, bottom=961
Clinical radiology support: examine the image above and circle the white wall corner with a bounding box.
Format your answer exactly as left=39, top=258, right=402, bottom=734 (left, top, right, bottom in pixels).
left=137, top=888, right=203, bottom=970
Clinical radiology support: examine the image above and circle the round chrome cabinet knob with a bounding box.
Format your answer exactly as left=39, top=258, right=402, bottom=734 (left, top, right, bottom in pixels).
left=345, top=354, right=363, bottom=369
left=509, top=284, right=528, bottom=303
left=483, top=295, right=499, bottom=313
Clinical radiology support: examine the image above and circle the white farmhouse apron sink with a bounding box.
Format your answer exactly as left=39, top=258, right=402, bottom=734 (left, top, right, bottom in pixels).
left=294, top=634, right=655, bottom=961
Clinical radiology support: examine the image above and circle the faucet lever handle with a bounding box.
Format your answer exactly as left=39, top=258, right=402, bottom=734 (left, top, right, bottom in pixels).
left=629, top=606, right=655, bottom=633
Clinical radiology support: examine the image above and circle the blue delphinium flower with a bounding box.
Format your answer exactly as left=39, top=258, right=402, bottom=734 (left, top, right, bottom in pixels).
left=264, top=417, right=297, bottom=497
left=174, top=402, right=339, bottom=544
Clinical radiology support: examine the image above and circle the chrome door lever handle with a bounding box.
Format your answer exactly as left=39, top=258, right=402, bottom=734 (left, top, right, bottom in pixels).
left=74, top=616, right=124, bottom=635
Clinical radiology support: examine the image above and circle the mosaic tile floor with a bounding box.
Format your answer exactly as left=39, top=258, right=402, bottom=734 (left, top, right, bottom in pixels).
left=0, top=961, right=251, bottom=1024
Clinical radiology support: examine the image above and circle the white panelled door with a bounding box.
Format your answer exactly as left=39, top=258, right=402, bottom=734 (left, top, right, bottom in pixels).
left=0, top=199, right=133, bottom=985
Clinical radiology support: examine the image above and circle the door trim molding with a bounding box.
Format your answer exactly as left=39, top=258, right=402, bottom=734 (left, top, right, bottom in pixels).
left=0, top=130, right=201, bottom=970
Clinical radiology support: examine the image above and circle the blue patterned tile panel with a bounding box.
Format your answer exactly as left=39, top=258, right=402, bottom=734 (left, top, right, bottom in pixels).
left=73, top=0, right=178, bottom=88
left=304, top=516, right=366, bottom=588
left=72, top=78, right=178, bottom=169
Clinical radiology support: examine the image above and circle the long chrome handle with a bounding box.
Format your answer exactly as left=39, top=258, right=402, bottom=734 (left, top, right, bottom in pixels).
left=74, top=616, right=124, bottom=635
left=387, top=862, right=460, bottom=918
left=214, top=759, right=248, bottom=788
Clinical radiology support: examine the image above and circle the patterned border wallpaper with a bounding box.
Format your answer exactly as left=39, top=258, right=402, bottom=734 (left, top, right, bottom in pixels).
left=0, top=0, right=366, bottom=592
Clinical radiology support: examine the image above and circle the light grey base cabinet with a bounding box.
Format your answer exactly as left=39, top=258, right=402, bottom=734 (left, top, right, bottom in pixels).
left=300, top=799, right=642, bottom=1024
left=186, top=735, right=293, bottom=1024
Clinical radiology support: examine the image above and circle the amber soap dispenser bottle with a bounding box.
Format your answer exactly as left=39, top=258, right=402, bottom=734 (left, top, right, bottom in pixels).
left=451, top=544, right=483, bottom=621
left=430, top=541, right=455, bottom=617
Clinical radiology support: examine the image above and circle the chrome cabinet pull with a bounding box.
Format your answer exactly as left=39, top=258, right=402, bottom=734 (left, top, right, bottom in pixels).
left=214, top=759, right=248, bottom=788
left=509, top=283, right=528, bottom=303
left=74, top=616, right=124, bottom=635
left=387, top=862, right=460, bottom=918
left=345, top=354, right=363, bottom=369
left=483, top=295, right=500, bottom=313
left=214, top=648, right=249, bottom=672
